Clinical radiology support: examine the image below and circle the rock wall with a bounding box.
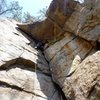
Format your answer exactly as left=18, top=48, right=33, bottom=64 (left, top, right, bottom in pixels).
left=0, top=19, right=62, bottom=100
left=0, top=0, right=100, bottom=100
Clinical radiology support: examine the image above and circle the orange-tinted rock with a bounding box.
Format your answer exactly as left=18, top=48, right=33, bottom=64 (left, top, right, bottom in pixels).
left=17, top=0, right=78, bottom=42
left=76, top=0, right=100, bottom=42
left=18, top=18, right=62, bottom=42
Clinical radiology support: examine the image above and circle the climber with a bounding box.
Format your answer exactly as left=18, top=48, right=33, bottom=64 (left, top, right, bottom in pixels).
left=34, top=40, right=45, bottom=51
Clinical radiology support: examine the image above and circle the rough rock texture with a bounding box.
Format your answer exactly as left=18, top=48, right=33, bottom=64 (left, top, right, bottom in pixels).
left=1, top=0, right=100, bottom=100
left=44, top=32, right=95, bottom=86
left=17, top=19, right=61, bottom=42
left=76, top=0, right=100, bottom=42
left=63, top=2, right=81, bottom=34
left=17, top=0, right=79, bottom=42
left=64, top=0, right=100, bottom=42
left=0, top=19, right=62, bottom=100
left=63, top=51, right=100, bottom=100
left=61, top=0, right=100, bottom=43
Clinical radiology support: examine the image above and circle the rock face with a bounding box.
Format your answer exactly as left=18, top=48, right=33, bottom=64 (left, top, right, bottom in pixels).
left=63, top=51, right=100, bottom=100
left=76, top=0, right=100, bottom=42
left=18, top=0, right=78, bottom=42
left=64, top=0, right=100, bottom=42
left=0, top=0, right=100, bottom=100
left=0, top=19, right=62, bottom=100
left=18, top=19, right=63, bottom=43
left=44, top=32, right=95, bottom=86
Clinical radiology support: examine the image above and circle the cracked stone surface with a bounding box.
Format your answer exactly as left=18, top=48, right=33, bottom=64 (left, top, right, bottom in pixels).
left=64, top=0, right=100, bottom=42
left=44, top=32, right=96, bottom=86
left=0, top=19, right=49, bottom=74
left=76, top=0, right=100, bottom=42
left=17, top=0, right=100, bottom=99
left=63, top=51, right=100, bottom=100
left=0, top=0, right=100, bottom=100
left=0, top=19, right=61, bottom=100
left=17, top=0, right=78, bottom=43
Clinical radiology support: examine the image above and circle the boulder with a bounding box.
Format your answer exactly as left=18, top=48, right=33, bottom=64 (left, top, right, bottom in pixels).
left=63, top=51, right=100, bottom=100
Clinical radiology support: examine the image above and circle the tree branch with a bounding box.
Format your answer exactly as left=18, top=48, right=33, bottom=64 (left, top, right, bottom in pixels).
left=0, top=8, right=13, bottom=15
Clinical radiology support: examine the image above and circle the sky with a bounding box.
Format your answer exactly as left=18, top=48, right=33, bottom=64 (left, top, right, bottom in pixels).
left=8, top=0, right=52, bottom=17
left=7, top=0, right=83, bottom=17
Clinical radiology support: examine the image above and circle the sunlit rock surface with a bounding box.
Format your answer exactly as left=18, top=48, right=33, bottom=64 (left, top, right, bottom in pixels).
left=1, top=0, right=100, bottom=100
left=76, top=0, right=100, bottom=42
left=0, top=19, right=61, bottom=100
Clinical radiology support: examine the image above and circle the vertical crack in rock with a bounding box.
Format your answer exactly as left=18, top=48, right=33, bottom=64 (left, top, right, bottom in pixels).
left=0, top=0, right=100, bottom=100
